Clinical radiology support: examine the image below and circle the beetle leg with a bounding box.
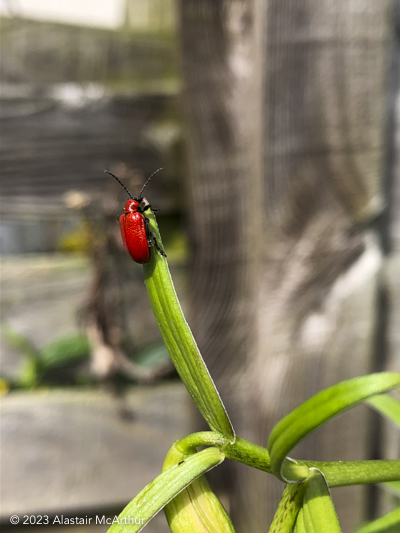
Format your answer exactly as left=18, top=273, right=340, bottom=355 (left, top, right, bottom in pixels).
left=143, top=215, right=167, bottom=257
left=144, top=216, right=166, bottom=257
left=142, top=205, right=159, bottom=212
left=143, top=216, right=152, bottom=247
left=149, top=232, right=167, bottom=257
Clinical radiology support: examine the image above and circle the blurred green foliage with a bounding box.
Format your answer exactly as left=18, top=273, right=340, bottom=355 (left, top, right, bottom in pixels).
left=1, top=324, right=171, bottom=391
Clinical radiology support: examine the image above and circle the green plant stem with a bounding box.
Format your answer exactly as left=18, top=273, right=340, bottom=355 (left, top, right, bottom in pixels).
left=224, top=437, right=272, bottom=473
left=169, top=432, right=272, bottom=473
left=165, top=432, right=400, bottom=488
left=173, top=431, right=227, bottom=454
left=295, top=460, right=400, bottom=487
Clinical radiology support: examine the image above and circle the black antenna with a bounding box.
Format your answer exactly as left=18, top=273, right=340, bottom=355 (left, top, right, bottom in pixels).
left=137, top=168, right=163, bottom=200
left=105, top=170, right=134, bottom=199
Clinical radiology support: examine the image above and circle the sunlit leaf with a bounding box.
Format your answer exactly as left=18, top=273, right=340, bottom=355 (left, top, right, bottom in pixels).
left=355, top=507, right=400, bottom=533
left=299, top=469, right=341, bottom=532
left=269, top=482, right=306, bottom=533
left=365, top=394, right=400, bottom=427
left=143, top=209, right=235, bottom=441
left=268, top=373, right=400, bottom=481
left=107, top=447, right=225, bottom=533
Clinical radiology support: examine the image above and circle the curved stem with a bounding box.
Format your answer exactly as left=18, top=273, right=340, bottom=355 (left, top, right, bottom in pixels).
left=295, top=459, right=400, bottom=487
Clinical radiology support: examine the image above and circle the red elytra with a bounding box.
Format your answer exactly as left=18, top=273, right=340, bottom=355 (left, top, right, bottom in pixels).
left=119, top=199, right=150, bottom=263
left=105, top=169, right=166, bottom=264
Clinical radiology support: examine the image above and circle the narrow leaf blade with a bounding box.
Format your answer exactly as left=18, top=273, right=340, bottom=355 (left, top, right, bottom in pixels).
left=301, top=469, right=342, bottom=533
left=365, top=394, right=400, bottom=427
left=143, top=210, right=235, bottom=441
left=380, top=481, right=400, bottom=498
left=355, top=507, right=400, bottom=533
left=268, top=373, right=400, bottom=480
left=269, top=482, right=306, bottom=533
left=293, top=506, right=307, bottom=533
left=107, top=447, right=225, bottom=533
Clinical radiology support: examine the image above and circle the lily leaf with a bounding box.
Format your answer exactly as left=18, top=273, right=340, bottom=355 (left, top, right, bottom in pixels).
left=268, top=373, right=400, bottom=481
left=269, top=482, right=306, bottom=533
left=355, top=507, right=400, bottom=533
left=143, top=208, right=235, bottom=442
left=296, top=469, right=341, bottom=533
left=108, top=447, right=225, bottom=533
left=365, top=394, right=400, bottom=427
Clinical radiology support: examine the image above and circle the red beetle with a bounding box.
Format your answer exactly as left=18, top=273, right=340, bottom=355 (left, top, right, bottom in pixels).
left=105, top=169, right=166, bottom=264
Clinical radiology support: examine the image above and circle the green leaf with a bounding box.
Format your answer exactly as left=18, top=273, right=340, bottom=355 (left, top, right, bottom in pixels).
left=164, top=472, right=236, bottom=533
left=355, top=507, right=400, bottom=533
left=268, top=373, right=400, bottom=481
left=18, top=358, right=40, bottom=388
left=143, top=209, right=235, bottom=442
left=298, top=469, right=341, bottom=533
left=380, top=481, right=400, bottom=498
left=269, top=482, right=306, bottom=533
left=39, top=335, right=90, bottom=369
left=107, top=447, right=225, bottom=533
left=365, top=394, right=400, bottom=427
left=162, top=437, right=235, bottom=532
left=132, top=343, right=170, bottom=368
left=1, top=325, right=41, bottom=387
left=2, top=324, right=39, bottom=359
left=293, top=506, right=307, bottom=533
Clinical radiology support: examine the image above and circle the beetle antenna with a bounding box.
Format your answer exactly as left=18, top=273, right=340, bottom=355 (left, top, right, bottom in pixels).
left=105, top=170, right=134, bottom=199
left=137, top=168, right=163, bottom=200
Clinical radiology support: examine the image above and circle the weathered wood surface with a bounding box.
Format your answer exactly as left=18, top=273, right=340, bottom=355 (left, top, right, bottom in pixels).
left=386, top=73, right=400, bottom=375
left=1, top=383, right=189, bottom=529
left=178, top=0, right=396, bottom=531
left=378, top=69, right=400, bottom=514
